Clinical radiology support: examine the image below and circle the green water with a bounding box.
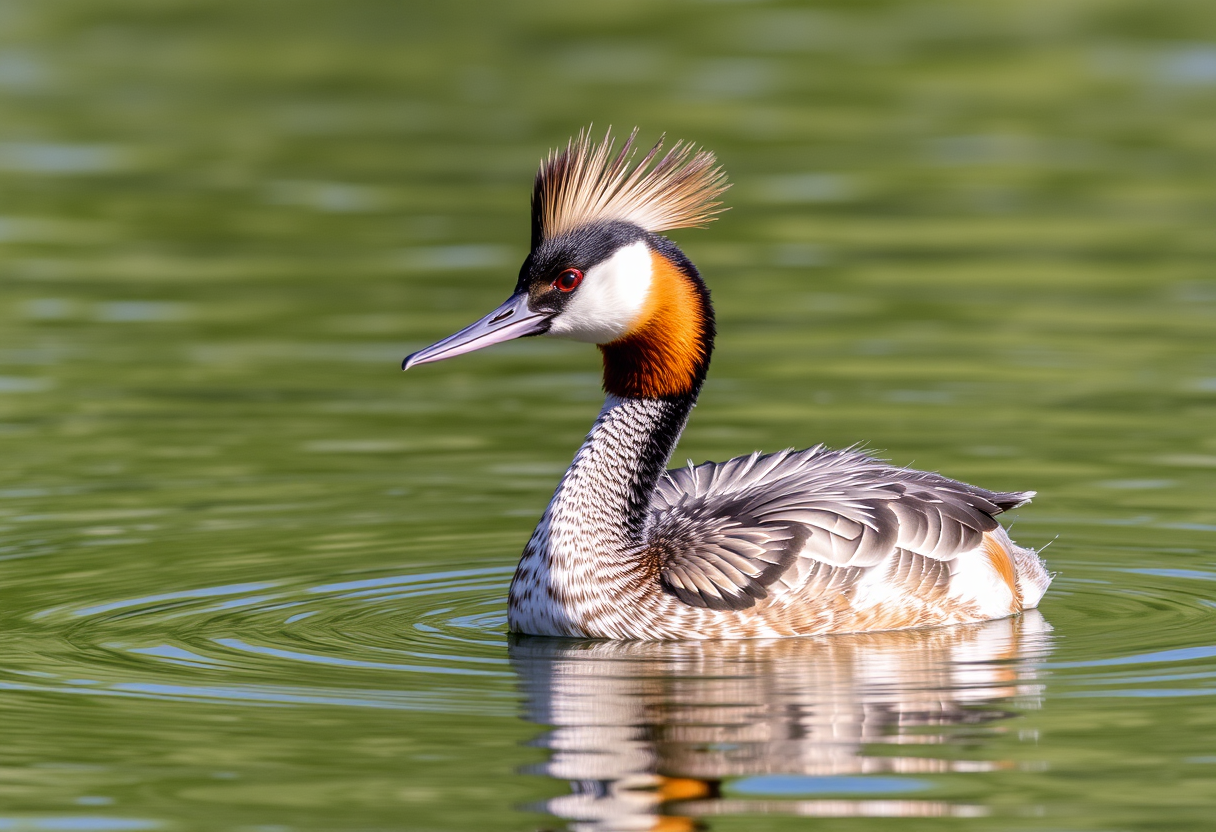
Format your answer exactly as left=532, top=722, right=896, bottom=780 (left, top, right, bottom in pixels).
left=2, top=0, right=1215, bottom=829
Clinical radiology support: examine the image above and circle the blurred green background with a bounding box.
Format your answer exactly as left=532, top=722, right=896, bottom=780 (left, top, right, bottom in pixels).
left=1, top=0, right=1214, bottom=830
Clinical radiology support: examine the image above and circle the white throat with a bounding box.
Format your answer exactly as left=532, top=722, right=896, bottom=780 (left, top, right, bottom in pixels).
left=544, top=240, right=653, bottom=344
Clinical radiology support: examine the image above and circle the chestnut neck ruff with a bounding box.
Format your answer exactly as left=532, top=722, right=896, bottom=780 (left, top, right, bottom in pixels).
left=599, top=248, right=714, bottom=401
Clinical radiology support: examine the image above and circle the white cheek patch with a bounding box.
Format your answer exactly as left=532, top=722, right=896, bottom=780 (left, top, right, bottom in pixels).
left=545, top=240, right=653, bottom=344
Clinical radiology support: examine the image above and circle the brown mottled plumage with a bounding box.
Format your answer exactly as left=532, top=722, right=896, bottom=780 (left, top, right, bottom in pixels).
left=402, top=128, right=1052, bottom=640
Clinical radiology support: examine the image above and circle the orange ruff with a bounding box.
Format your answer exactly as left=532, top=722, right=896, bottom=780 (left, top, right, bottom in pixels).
left=981, top=531, right=1020, bottom=605
left=655, top=776, right=714, bottom=802
left=600, top=251, right=709, bottom=399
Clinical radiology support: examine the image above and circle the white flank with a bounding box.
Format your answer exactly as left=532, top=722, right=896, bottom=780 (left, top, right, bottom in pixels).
left=1013, top=543, right=1052, bottom=609
left=545, top=240, right=654, bottom=344
left=846, top=560, right=914, bottom=615
left=948, top=545, right=1019, bottom=619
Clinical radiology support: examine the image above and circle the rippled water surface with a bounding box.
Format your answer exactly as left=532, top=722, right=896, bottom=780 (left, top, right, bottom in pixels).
left=2, top=0, right=1215, bottom=829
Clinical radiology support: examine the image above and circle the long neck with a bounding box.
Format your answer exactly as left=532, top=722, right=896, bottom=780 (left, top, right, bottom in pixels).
left=512, top=390, right=699, bottom=636
left=543, top=242, right=714, bottom=549
left=514, top=240, right=716, bottom=633
left=541, top=392, right=697, bottom=552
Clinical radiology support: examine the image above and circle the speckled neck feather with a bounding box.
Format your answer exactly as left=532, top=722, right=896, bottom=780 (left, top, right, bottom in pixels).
left=508, top=394, right=695, bottom=638
left=508, top=242, right=718, bottom=637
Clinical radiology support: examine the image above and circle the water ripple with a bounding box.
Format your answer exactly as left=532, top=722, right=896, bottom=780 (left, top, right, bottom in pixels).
left=10, top=563, right=516, bottom=715
left=6, top=552, right=1214, bottom=720
left=1046, top=559, right=1216, bottom=697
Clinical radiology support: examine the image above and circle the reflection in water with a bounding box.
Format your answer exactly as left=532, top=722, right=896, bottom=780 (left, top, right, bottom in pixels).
left=512, top=613, right=1052, bottom=830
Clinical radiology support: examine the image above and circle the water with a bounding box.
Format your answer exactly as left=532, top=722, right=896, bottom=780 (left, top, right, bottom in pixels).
left=1, top=0, right=1214, bottom=829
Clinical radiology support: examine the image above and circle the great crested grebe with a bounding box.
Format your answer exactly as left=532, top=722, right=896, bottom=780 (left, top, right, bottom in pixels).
left=403, top=128, right=1051, bottom=640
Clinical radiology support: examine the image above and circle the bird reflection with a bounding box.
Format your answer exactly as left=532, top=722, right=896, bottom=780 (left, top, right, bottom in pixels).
left=510, top=612, right=1052, bottom=831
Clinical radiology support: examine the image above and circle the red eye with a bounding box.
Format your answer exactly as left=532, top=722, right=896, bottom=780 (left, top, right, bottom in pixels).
left=553, top=268, right=583, bottom=293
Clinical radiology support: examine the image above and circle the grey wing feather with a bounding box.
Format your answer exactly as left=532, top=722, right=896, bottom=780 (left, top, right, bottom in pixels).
left=649, top=447, right=1032, bottom=610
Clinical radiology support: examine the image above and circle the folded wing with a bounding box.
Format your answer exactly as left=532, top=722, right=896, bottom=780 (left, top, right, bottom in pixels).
left=647, top=447, right=1031, bottom=611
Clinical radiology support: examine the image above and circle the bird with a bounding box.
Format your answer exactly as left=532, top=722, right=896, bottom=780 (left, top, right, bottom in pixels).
left=402, top=127, right=1051, bottom=640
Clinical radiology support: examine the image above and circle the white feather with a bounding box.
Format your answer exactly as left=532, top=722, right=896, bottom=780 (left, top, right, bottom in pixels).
left=545, top=240, right=653, bottom=344
left=947, top=547, right=1018, bottom=618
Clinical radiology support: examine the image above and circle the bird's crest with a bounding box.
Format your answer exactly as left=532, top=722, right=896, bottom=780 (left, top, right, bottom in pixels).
left=531, top=127, right=730, bottom=248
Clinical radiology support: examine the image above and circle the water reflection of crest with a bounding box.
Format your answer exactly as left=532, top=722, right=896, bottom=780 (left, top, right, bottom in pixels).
left=510, top=612, right=1052, bottom=831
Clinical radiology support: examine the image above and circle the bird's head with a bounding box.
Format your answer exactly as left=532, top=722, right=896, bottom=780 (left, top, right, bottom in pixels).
left=402, top=128, right=728, bottom=399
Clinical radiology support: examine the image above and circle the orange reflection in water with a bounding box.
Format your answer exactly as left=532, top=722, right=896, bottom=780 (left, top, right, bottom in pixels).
left=512, top=612, right=1052, bottom=831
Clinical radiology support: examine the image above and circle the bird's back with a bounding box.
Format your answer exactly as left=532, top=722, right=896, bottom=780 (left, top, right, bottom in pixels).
left=639, top=446, right=1050, bottom=637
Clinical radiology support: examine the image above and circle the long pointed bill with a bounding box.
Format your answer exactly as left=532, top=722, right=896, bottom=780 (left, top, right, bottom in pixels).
left=402, top=293, right=549, bottom=370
